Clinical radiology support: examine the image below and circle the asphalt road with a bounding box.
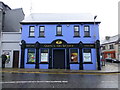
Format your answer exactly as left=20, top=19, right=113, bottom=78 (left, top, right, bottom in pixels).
left=1, top=72, right=119, bottom=88
left=1, top=62, right=120, bottom=89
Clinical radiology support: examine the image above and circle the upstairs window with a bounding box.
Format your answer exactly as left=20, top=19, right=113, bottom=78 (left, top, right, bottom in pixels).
left=56, top=26, right=62, bottom=36
left=109, top=44, right=114, bottom=49
left=29, top=26, right=35, bottom=37
left=74, top=26, right=80, bottom=37
left=84, top=26, right=90, bottom=37
left=39, top=26, right=45, bottom=37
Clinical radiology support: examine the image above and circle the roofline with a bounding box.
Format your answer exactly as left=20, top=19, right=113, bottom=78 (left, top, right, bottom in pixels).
left=0, top=1, right=11, bottom=10
left=101, top=41, right=118, bottom=45
left=20, top=21, right=101, bottom=24
left=12, top=8, right=25, bottom=16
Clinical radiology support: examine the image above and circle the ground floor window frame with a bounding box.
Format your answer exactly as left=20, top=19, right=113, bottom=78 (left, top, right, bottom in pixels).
left=69, top=48, right=79, bottom=63
left=83, top=48, right=92, bottom=64
left=27, top=48, right=36, bottom=64
left=40, top=48, right=49, bottom=64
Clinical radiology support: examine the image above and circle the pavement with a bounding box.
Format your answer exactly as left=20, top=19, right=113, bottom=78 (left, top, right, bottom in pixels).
left=1, top=62, right=120, bottom=74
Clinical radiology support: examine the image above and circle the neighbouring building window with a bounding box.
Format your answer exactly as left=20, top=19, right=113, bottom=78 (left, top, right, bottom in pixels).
left=39, top=26, right=45, bottom=37
left=28, top=49, right=35, bottom=63
left=83, top=49, right=92, bottom=62
left=84, top=26, right=90, bottom=37
left=40, top=49, right=49, bottom=63
left=102, top=46, right=106, bottom=50
left=74, top=26, right=80, bottom=37
left=56, top=26, right=62, bottom=36
left=29, top=26, right=35, bottom=37
left=109, top=44, right=114, bottom=49
left=70, top=49, right=78, bottom=63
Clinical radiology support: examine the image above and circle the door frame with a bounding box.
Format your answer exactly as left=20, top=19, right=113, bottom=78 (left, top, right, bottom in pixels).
left=52, top=48, right=66, bottom=69
left=13, top=50, right=19, bottom=68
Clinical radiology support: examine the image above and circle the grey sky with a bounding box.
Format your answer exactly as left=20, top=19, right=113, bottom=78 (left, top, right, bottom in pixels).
left=1, top=0, right=119, bottom=40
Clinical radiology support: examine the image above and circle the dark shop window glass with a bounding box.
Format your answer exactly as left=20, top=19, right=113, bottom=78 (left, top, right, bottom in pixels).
left=83, top=49, right=92, bottom=62
left=74, top=26, right=79, bottom=36
left=70, top=49, right=78, bottom=63
left=40, top=49, right=48, bottom=62
left=39, top=26, right=45, bottom=37
left=109, top=44, right=114, bottom=49
left=102, top=46, right=106, bottom=50
left=28, top=49, right=35, bottom=63
left=29, top=26, right=35, bottom=37
left=84, top=26, right=90, bottom=37
left=56, top=26, right=62, bottom=36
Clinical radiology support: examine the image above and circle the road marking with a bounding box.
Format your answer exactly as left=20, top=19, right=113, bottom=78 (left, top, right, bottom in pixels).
left=0, top=70, right=120, bottom=75
left=0, top=80, right=68, bottom=84
left=101, top=81, right=119, bottom=83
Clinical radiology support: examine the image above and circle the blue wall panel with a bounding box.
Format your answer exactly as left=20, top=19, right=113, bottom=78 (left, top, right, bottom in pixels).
left=70, top=64, right=79, bottom=70
left=39, top=64, right=48, bottom=69
left=22, top=24, right=99, bottom=44
left=83, top=49, right=97, bottom=70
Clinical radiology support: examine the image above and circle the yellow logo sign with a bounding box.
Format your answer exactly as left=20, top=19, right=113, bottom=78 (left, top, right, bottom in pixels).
left=56, top=41, right=62, bottom=44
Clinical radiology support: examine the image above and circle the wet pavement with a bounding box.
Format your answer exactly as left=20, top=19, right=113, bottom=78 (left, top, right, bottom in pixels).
left=1, top=62, right=120, bottom=88
left=1, top=62, right=120, bottom=74
left=1, top=71, right=119, bottom=88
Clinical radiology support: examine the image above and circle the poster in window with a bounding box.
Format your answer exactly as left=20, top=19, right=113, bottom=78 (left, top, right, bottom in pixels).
left=83, top=53, right=91, bottom=62
left=41, top=53, right=48, bottom=62
left=28, top=53, right=35, bottom=62
left=71, top=53, right=78, bottom=62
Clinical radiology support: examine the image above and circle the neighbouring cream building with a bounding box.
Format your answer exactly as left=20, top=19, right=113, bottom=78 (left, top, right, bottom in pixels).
left=101, top=34, right=120, bottom=61
left=0, top=2, right=24, bottom=68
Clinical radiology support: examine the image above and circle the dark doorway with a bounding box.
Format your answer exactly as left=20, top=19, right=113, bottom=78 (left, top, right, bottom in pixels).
left=13, top=51, right=19, bottom=68
left=53, top=49, right=65, bottom=69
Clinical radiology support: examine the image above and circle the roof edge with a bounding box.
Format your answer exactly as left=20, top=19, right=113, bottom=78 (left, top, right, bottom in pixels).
left=20, top=21, right=101, bottom=24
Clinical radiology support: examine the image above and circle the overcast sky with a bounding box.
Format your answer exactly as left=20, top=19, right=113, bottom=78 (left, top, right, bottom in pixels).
left=1, top=0, right=119, bottom=41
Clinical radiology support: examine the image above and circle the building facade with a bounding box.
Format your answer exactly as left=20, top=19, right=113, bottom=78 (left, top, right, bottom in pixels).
left=101, top=35, right=120, bottom=61
left=0, top=2, right=24, bottom=68
left=20, top=13, right=101, bottom=70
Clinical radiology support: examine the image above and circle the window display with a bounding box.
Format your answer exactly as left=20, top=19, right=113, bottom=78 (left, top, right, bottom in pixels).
left=70, top=49, right=78, bottom=63
left=40, top=49, right=48, bottom=62
left=28, top=49, right=35, bottom=63
left=83, top=49, right=91, bottom=62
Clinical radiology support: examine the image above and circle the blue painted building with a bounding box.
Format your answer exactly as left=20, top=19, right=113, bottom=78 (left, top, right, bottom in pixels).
left=20, top=13, right=101, bottom=70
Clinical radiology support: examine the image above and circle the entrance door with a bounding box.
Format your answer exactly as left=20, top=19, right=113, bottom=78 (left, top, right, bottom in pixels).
left=13, top=51, right=19, bottom=68
left=53, top=49, right=65, bottom=69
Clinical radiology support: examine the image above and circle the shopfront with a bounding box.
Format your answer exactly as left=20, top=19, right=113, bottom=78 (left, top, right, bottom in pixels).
left=20, top=39, right=101, bottom=70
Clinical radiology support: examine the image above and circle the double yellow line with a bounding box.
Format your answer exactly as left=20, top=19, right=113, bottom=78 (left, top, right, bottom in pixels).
left=0, top=70, right=120, bottom=75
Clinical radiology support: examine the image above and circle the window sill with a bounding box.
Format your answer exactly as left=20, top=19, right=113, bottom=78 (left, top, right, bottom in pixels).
left=38, top=36, right=45, bottom=38
left=73, top=36, right=80, bottom=38
left=40, top=62, right=49, bottom=64
left=56, top=35, right=63, bottom=36
left=84, top=36, right=91, bottom=38
left=28, top=36, right=35, bottom=38
left=83, top=62, right=93, bottom=64
left=70, top=62, right=79, bottom=64
left=26, top=62, right=35, bottom=64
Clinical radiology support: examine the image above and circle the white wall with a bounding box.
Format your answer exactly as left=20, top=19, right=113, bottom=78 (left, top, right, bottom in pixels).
left=1, top=32, right=21, bottom=68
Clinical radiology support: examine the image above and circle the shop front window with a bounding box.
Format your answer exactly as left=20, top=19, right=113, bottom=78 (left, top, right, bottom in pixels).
left=28, top=49, right=35, bottom=63
left=83, top=49, right=92, bottom=62
left=40, top=49, right=49, bottom=63
left=70, top=49, right=78, bottom=63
